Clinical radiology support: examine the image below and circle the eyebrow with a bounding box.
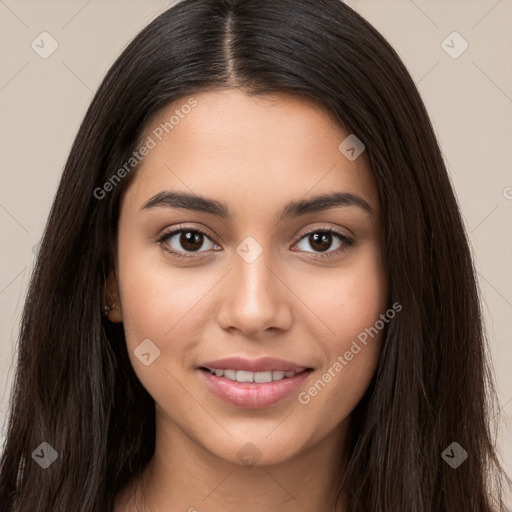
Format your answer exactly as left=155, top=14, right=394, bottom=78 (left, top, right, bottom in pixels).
left=142, top=190, right=374, bottom=220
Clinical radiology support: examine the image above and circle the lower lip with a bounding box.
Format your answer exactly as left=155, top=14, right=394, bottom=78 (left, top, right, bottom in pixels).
left=199, top=368, right=312, bottom=409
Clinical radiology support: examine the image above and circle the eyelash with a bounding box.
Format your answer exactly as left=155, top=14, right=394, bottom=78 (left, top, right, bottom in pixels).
left=157, top=224, right=354, bottom=260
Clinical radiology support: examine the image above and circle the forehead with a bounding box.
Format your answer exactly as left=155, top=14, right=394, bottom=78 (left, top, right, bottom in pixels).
left=123, top=89, right=378, bottom=215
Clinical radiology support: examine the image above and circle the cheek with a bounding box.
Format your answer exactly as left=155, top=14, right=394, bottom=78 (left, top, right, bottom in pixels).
left=116, top=239, right=218, bottom=372
left=116, top=256, right=211, bottom=408
left=296, top=245, right=388, bottom=412
left=295, top=242, right=388, bottom=343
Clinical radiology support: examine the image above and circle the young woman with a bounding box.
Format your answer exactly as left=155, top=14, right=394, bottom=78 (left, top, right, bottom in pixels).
left=0, top=0, right=508, bottom=510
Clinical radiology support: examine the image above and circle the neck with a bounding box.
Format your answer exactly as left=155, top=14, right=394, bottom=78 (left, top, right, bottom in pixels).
left=117, top=407, right=351, bottom=512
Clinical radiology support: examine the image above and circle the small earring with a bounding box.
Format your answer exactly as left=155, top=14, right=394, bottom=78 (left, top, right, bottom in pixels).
left=103, top=303, right=115, bottom=317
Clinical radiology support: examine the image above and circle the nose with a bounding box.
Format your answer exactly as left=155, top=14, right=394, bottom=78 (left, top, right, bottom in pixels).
left=216, top=245, right=293, bottom=338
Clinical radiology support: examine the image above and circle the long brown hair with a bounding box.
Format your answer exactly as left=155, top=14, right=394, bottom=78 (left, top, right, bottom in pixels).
left=0, top=0, right=508, bottom=510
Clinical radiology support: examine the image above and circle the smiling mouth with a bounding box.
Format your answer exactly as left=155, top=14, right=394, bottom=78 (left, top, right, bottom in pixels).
left=199, top=367, right=313, bottom=383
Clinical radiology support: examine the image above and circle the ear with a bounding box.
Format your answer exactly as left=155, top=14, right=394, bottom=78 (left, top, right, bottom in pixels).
left=105, top=269, right=123, bottom=323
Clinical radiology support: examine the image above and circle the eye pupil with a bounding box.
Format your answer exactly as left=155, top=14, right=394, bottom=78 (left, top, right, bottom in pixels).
left=181, top=231, right=204, bottom=251
left=310, top=232, right=332, bottom=252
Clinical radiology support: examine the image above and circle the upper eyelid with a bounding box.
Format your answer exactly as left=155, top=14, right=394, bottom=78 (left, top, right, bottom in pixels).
left=298, top=225, right=350, bottom=239
left=158, top=224, right=219, bottom=244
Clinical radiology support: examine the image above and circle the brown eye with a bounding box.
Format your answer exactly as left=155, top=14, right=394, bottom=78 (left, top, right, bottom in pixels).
left=307, top=232, right=334, bottom=252
left=294, top=229, right=354, bottom=259
left=158, top=227, right=219, bottom=257
left=178, top=231, right=205, bottom=252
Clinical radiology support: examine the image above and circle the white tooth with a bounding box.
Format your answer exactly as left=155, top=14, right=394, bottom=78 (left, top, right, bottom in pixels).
left=219, top=369, right=297, bottom=382
left=236, top=370, right=254, bottom=383
left=254, top=371, right=273, bottom=383
left=224, top=369, right=237, bottom=380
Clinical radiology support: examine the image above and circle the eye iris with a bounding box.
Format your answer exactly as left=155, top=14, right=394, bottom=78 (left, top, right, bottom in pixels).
left=180, top=231, right=204, bottom=251
left=310, top=232, right=332, bottom=252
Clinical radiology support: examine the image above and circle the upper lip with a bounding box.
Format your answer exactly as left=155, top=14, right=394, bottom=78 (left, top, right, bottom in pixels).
left=200, top=356, right=311, bottom=373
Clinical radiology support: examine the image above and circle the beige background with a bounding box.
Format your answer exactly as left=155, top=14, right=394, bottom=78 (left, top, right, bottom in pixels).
left=0, top=0, right=510, bottom=500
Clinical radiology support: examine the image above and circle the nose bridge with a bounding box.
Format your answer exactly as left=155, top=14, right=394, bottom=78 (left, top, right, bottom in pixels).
left=217, top=236, right=292, bottom=334
left=236, top=244, right=274, bottom=302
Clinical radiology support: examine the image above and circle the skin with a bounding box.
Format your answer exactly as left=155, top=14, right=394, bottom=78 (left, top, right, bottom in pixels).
left=110, top=89, right=388, bottom=512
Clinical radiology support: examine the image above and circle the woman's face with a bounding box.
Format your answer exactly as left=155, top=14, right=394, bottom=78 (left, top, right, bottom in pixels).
left=111, top=89, right=388, bottom=466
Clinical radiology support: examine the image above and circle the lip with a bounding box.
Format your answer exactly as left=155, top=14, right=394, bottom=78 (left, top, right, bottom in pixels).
left=199, top=356, right=309, bottom=373
left=198, top=367, right=313, bottom=409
